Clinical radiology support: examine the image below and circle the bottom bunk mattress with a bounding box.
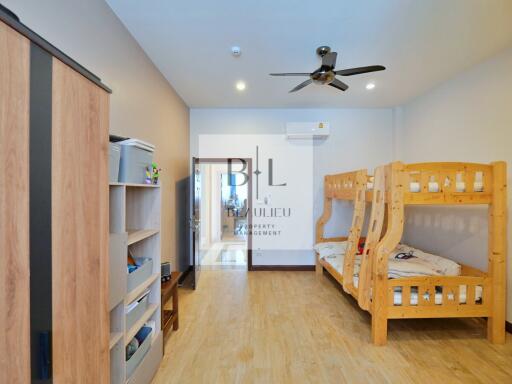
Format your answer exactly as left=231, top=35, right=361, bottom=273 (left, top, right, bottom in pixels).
left=314, top=242, right=483, bottom=305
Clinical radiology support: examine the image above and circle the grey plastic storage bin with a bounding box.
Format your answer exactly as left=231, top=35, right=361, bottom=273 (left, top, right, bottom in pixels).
left=126, top=329, right=153, bottom=378
left=126, top=332, right=162, bottom=384
left=127, top=258, right=153, bottom=292
left=109, top=142, right=121, bottom=182
left=118, top=140, right=154, bottom=184
left=126, top=295, right=149, bottom=331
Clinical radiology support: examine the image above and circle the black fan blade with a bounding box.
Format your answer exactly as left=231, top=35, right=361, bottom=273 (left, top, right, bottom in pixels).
left=322, top=52, right=337, bottom=68
left=270, top=73, right=310, bottom=76
left=289, top=79, right=312, bottom=93
left=335, top=65, right=385, bottom=76
left=329, top=79, right=349, bottom=91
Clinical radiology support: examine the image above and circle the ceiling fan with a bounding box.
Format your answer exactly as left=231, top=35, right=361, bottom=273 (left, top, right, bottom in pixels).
left=270, top=46, right=385, bottom=93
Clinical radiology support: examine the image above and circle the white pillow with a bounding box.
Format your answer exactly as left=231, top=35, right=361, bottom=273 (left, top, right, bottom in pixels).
left=313, top=241, right=348, bottom=259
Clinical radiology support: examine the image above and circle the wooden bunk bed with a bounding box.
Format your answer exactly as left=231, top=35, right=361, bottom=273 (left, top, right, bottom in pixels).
left=358, top=161, right=507, bottom=345
left=316, top=161, right=507, bottom=346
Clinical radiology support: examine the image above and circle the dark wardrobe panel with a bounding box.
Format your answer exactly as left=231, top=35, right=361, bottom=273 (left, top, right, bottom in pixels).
left=30, top=43, right=53, bottom=383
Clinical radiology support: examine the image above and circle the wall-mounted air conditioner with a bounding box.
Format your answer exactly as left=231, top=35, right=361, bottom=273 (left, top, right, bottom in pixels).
left=285, top=122, right=330, bottom=139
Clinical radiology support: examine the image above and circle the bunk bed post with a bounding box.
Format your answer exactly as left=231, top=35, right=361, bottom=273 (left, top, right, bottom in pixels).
left=371, top=162, right=405, bottom=346
left=315, top=177, right=333, bottom=275
left=357, top=166, right=385, bottom=310
left=487, top=161, right=507, bottom=344
left=342, top=171, right=367, bottom=293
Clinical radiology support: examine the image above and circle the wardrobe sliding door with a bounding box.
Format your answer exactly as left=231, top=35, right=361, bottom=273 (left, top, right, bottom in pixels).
left=52, top=58, right=110, bottom=384
left=0, top=22, right=31, bottom=384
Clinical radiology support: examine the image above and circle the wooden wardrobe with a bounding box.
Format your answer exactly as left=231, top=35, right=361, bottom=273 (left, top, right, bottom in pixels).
left=0, top=8, right=110, bottom=384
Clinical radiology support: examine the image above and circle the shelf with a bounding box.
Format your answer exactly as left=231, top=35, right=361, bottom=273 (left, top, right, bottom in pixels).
left=127, top=229, right=159, bottom=245
left=108, top=170, right=161, bottom=383
left=110, top=182, right=160, bottom=188
left=110, top=332, right=124, bottom=349
left=162, top=309, right=176, bottom=335
left=125, top=304, right=158, bottom=346
left=125, top=273, right=159, bottom=305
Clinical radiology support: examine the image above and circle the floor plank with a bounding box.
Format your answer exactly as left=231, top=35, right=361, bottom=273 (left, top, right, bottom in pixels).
left=153, top=270, right=512, bottom=384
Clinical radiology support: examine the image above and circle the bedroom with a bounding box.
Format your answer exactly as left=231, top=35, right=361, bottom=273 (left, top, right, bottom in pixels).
left=1, top=0, right=511, bottom=383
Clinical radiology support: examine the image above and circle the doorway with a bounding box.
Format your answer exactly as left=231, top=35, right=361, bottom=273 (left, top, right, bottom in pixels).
left=192, top=159, right=252, bottom=282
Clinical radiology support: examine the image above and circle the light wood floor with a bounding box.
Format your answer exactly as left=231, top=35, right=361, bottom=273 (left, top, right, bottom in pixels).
left=153, top=270, right=512, bottom=384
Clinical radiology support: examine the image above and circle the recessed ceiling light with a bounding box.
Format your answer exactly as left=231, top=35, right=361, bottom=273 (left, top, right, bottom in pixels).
left=231, top=46, right=241, bottom=57
left=366, top=82, right=376, bottom=90
left=236, top=81, right=246, bottom=91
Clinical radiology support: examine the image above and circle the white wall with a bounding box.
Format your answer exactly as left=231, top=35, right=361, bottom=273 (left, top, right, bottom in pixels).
left=4, top=0, right=190, bottom=266
left=191, top=109, right=394, bottom=265
left=395, top=47, right=512, bottom=321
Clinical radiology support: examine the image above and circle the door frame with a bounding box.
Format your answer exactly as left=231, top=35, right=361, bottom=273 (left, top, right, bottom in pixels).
left=195, top=157, right=253, bottom=270
left=190, top=157, right=201, bottom=289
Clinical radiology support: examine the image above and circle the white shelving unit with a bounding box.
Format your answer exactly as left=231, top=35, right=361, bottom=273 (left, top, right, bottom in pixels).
left=109, top=182, right=162, bottom=384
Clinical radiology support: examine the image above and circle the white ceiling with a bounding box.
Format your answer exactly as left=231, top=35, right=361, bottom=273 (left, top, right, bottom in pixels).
left=106, top=0, right=512, bottom=108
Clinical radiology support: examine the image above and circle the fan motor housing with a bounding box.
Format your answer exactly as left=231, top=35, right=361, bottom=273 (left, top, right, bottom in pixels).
left=316, top=46, right=331, bottom=57
left=311, top=69, right=336, bottom=84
